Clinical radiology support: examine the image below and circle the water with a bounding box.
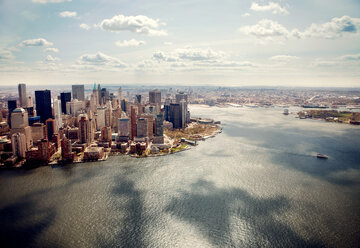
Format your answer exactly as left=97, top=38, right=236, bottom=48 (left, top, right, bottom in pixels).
left=1, top=106, right=360, bottom=248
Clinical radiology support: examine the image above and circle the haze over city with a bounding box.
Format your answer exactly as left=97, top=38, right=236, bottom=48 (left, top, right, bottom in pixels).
left=0, top=0, right=360, bottom=86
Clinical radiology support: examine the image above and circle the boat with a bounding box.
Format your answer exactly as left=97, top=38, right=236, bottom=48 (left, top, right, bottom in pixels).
left=316, top=153, right=328, bottom=159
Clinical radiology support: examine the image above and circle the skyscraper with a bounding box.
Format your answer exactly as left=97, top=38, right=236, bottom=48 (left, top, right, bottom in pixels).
left=79, top=115, right=90, bottom=145
left=35, top=90, right=52, bottom=123
left=176, top=92, right=188, bottom=104
left=7, top=100, right=17, bottom=128
left=149, top=90, right=161, bottom=104
left=45, top=118, right=55, bottom=140
left=53, top=99, right=62, bottom=131
left=169, top=103, right=182, bottom=129
left=130, top=106, right=137, bottom=139
left=72, top=85, right=85, bottom=101
left=18, top=83, right=27, bottom=107
left=60, top=92, right=71, bottom=114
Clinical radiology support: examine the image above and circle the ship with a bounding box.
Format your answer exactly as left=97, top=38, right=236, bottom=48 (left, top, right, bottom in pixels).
left=316, top=153, right=328, bottom=159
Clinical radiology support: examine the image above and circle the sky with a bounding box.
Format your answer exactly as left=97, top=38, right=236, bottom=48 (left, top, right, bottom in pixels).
left=0, top=0, right=360, bottom=87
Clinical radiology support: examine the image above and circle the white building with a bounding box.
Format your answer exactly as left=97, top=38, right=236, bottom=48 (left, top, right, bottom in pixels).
left=53, top=99, right=62, bottom=132
left=11, top=133, right=26, bottom=158
left=96, top=107, right=106, bottom=130
left=70, top=99, right=84, bottom=115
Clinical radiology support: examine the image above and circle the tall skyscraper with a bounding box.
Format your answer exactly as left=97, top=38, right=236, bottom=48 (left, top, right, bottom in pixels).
left=135, top=94, right=142, bottom=104
left=118, top=118, right=130, bottom=138
left=7, top=100, right=17, bottom=128
left=60, top=92, right=71, bottom=114
left=53, top=99, right=62, bottom=131
left=130, top=106, right=137, bottom=139
left=176, top=92, right=188, bottom=104
left=149, top=90, right=161, bottom=104
left=72, top=85, right=85, bottom=101
left=79, top=116, right=90, bottom=145
left=169, top=103, right=182, bottom=129
left=45, top=118, right=55, bottom=140
left=35, top=90, right=52, bottom=123
left=136, top=118, right=148, bottom=138
left=18, top=83, right=27, bottom=107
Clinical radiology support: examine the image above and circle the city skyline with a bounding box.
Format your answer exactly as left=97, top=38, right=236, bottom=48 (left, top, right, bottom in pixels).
left=0, top=0, right=360, bottom=87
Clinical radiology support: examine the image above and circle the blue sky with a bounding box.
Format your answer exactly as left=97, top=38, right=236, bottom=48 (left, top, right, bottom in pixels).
left=0, top=0, right=359, bottom=87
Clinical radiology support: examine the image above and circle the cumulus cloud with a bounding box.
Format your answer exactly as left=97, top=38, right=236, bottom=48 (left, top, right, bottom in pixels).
left=164, top=41, right=173, bottom=45
left=45, top=55, right=60, bottom=62
left=239, top=16, right=360, bottom=41
left=147, top=47, right=255, bottom=72
left=44, top=47, right=59, bottom=53
left=99, top=14, right=167, bottom=36
left=80, top=23, right=90, bottom=30
left=250, top=2, right=289, bottom=15
left=242, top=13, right=251, bottom=17
left=340, top=53, right=360, bottom=61
left=19, top=38, right=53, bottom=47
left=302, top=16, right=360, bottom=39
left=115, top=39, right=146, bottom=47
left=59, top=11, right=77, bottom=18
left=32, top=0, right=71, bottom=3
left=239, top=19, right=289, bottom=40
left=0, top=49, right=15, bottom=61
left=77, top=52, right=126, bottom=68
left=270, top=55, right=299, bottom=62
left=153, top=47, right=225, bottom=62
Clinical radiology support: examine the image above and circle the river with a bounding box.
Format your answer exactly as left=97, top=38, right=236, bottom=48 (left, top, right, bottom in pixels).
left=1, top=105, right=359, bottom=247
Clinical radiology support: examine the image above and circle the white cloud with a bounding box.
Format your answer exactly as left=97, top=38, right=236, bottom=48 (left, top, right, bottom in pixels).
left=80, top=23, right=90, bottom=30
left=340, top=53, right=360, bottom=61
left=45, top=55, right=60, bottom=62
left=147, top=47, right=255, bottom=72
left=250, top=2, right=289, bottom=15
left=239, top=19, right=289, bottom=41
left=19, top=38, right=53, bottom=47
left=270, top=55, right=299, bottom=62
left=32, top=0, right=71, bottom=3
left=302, top=16, right=360, bottom=39
left=44, top=47, right=59, bottom=53
left=77, top=52, right=127, bottom=68
left=115, top=39, right=146, bottom=47
left=99, top=14, right=167, bottom=36
left=164, top=42, right=173, bottom=45
left=239, top=16, right=360, bottom=41
left=0, top=49, right=15, bottom=61
left=242, top=13, right=251, bottom=17
left=59, top=11, right=77, bottom=18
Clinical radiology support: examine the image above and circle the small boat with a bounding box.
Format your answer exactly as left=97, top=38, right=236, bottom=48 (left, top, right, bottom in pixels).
left=316, top=153, right=328, bottom=159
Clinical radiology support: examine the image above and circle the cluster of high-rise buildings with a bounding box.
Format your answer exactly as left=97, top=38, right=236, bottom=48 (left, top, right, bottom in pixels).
left=0, top=84, right=190, bottom=166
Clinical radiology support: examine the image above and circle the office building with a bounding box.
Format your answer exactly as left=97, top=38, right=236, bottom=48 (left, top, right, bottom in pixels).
left=45, top=119, right=55, bottom=140
left=35, top=90, right=52, bottom=123
left=96, top=107, right=106, bottom=130
left=11, top=133, right=26, bottom=158
left=53, top=99, right=62, bottom=131
left=149, top=90, right=161, bottom=104
left=60, top=92, right=71, bottom=114
left=130, top=106, right=137, bottom=139
left=79, top=115, right=90, bottom=145
left=176, top=92, right=188, bottom=104
left=117, top=118, right=130, bottom=140
left=8, top=100, right=17, bottom=128
left=11, top=108, right=29, bottom=129
left=169, top=103, right=182, bottom=129
left=72, top=85, right=85, bottom=101
left=18, top=83, right=27, bottom=107
left=136, top=118, right=148, bottom=138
